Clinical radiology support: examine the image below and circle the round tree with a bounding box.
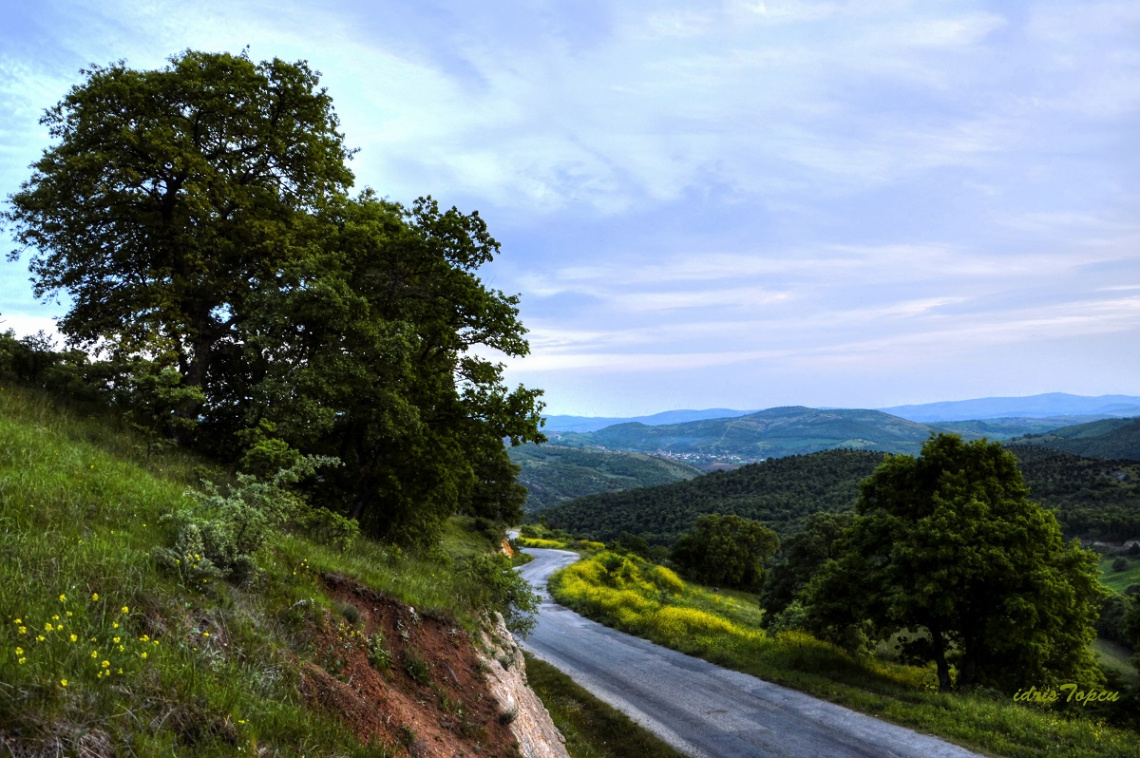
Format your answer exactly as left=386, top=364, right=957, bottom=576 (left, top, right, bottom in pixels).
left=805, top=433, right=1104, bottom=692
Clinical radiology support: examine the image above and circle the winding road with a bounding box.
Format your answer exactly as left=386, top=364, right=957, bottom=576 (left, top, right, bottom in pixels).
left=516, top=547, right=984, bottom=758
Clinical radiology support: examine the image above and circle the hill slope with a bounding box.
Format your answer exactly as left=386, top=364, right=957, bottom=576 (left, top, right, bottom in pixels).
left=0, top=384, right=531, bottom=756
left=539, top=446, right=1140, bottom=545
left=508, top=444, right=701, bottom=511
left=540, top=449, right=887, bottom=544
left=1012, top=417, right=1140, bottom=462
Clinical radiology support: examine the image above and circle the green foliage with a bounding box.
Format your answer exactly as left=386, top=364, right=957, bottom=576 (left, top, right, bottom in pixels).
left=551, top=546, right=1140, bottom=758
left=5, top=50, right=353, bottom=404
left=464, top=554, right=540, bottom=636
left=1008, top=445, right=1140, bottom=541
left=804, top=434, right=1105, bottom=694
left=760, top=511, right=855, bottom=619
left=155, top=455, right=339, bottom=582
left=669, top=514, right=779, bottom=591
left=5, top=51, right=545, bottom=548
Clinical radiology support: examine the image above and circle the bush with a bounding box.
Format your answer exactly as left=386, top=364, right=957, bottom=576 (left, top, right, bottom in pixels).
left=464, top=554, right=540, bottom=636
left=155, top=455, right=339, bottom=582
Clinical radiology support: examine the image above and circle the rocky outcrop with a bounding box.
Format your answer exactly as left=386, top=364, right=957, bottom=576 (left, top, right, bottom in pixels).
left=480, top=614, right=569, bottom=758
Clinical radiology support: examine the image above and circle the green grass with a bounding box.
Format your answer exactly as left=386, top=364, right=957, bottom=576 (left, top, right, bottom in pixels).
left=549, top=550, right=1140, bottom=758
left=1093, top=639, right=1139, bottom=687
left=523, top=653, right=688, bottom=758
left=1099, top=555, right=1140, bottom=594
left=0, top=383, right=503, bottom=755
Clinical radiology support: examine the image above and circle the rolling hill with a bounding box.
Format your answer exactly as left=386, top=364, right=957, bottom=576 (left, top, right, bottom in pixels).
left=537, top=446, right=1140, bottom=546
left=552, top=407, right=943, bottom=460
left=1011, top=417, right=1140, bottom=462
left=508, top=444, right=701, bottom=511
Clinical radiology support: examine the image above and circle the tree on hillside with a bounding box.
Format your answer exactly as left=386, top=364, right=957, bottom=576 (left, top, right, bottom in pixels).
left=804, top=434, right=1104, bottom=693
left=237, top=193, right=543, bottom=545
left=670, top=513, right=779, bottom=590
left=4, top=50, right=354, bottom=422
left=5, top=52, right=545, bottom=546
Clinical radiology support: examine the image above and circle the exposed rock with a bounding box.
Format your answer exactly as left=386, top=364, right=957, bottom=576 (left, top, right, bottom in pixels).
left=480, top=614, right=569, bottom=758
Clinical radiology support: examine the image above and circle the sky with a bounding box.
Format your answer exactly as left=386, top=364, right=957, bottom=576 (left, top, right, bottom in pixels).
left=0, top=0, right=1137, bottom=416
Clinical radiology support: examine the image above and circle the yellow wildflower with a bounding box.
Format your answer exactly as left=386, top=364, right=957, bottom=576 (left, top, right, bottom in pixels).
left=17, top=658, right=25, bottom=665
left=44, top=623, right=53, bottom=632
left=70, top=634, right=77, bottom=642
left=113, top=637, right=120, bottom=644
left=15, top=647, right=23, bottom=655
left=140, top=652, right=147, bottom=659
left=121, top=606, right=129, bottom=614
left=90, top=650, right=98, bottom=659
left=36, top=635, right=44, bottom=642
left=101, top=660, right=109, bottom=668
left=60, top=679, right=67, bottom=687
left=92, top=593, right=99, bottom=602
left=17, top=627, right=26, bottom=635
left=58, top=594, right=66, bottom=602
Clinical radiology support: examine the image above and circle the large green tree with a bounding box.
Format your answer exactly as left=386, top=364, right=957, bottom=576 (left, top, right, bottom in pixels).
left=239, top=193, right=543, bottom=545
left=804, top=434, right=1104, bottom=692
left=4, top=50, right=354, bottom=417
left=5, top=52, right=545, bottom=546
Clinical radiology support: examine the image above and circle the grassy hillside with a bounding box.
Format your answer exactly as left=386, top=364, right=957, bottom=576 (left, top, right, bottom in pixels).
left=508, top=444, right=700, bottom=511
left=538, top=446, right=1140, bottom=545
left=0, top=383, right=527, bottom=756
left=554, top=407, right=946, bottom=463
left=1013, top=417, right=1140, bottom=462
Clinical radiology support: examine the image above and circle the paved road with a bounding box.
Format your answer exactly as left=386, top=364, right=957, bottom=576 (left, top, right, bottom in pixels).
left=517, top=548, right=984, bottom=758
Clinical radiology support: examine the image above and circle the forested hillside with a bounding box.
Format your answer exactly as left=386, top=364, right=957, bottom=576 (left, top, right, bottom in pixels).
left=539, top=449, right=886, bottom=543
left=539, top=446, right=1140, bottom=545
left=1013, top=418, right=1140, bottom=462
left=508, top=444, right=700, bottom=510
left=1008, top=445, right=1140, bottom=540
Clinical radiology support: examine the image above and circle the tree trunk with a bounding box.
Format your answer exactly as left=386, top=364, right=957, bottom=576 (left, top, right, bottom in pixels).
left=931, top=627, right=953, bottom=692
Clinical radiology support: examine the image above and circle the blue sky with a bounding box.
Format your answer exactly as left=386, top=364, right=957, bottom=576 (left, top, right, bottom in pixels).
left=1, top=0, right=1138, bottom=416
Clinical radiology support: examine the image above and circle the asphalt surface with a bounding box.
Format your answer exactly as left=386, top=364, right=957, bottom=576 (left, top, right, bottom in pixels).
left=516, top=548, right=985, bottom=758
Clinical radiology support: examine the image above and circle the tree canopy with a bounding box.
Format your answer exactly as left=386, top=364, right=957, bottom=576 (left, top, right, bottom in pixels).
left=803, top=434, right=1104, bottom=693
left=669, top=513, right=779, bottom=591
left=4, top=50, right=544, bottom=545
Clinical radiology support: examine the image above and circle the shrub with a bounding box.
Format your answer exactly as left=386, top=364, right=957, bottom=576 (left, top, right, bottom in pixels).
left=464, top=553, right=540, bottom=635
left=155, top=455, right=339, bottom=582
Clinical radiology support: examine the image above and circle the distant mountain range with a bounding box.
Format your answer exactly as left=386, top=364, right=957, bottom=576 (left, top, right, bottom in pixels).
left=517, top=403, right=1140, bottom=512
left=542, top=393, right=1140, bottom=431
left=543, top=409, right=756, bottom=433
left=880, top=393, right=1140, bottom=422
left=553, top=407, right=936, bottom=459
